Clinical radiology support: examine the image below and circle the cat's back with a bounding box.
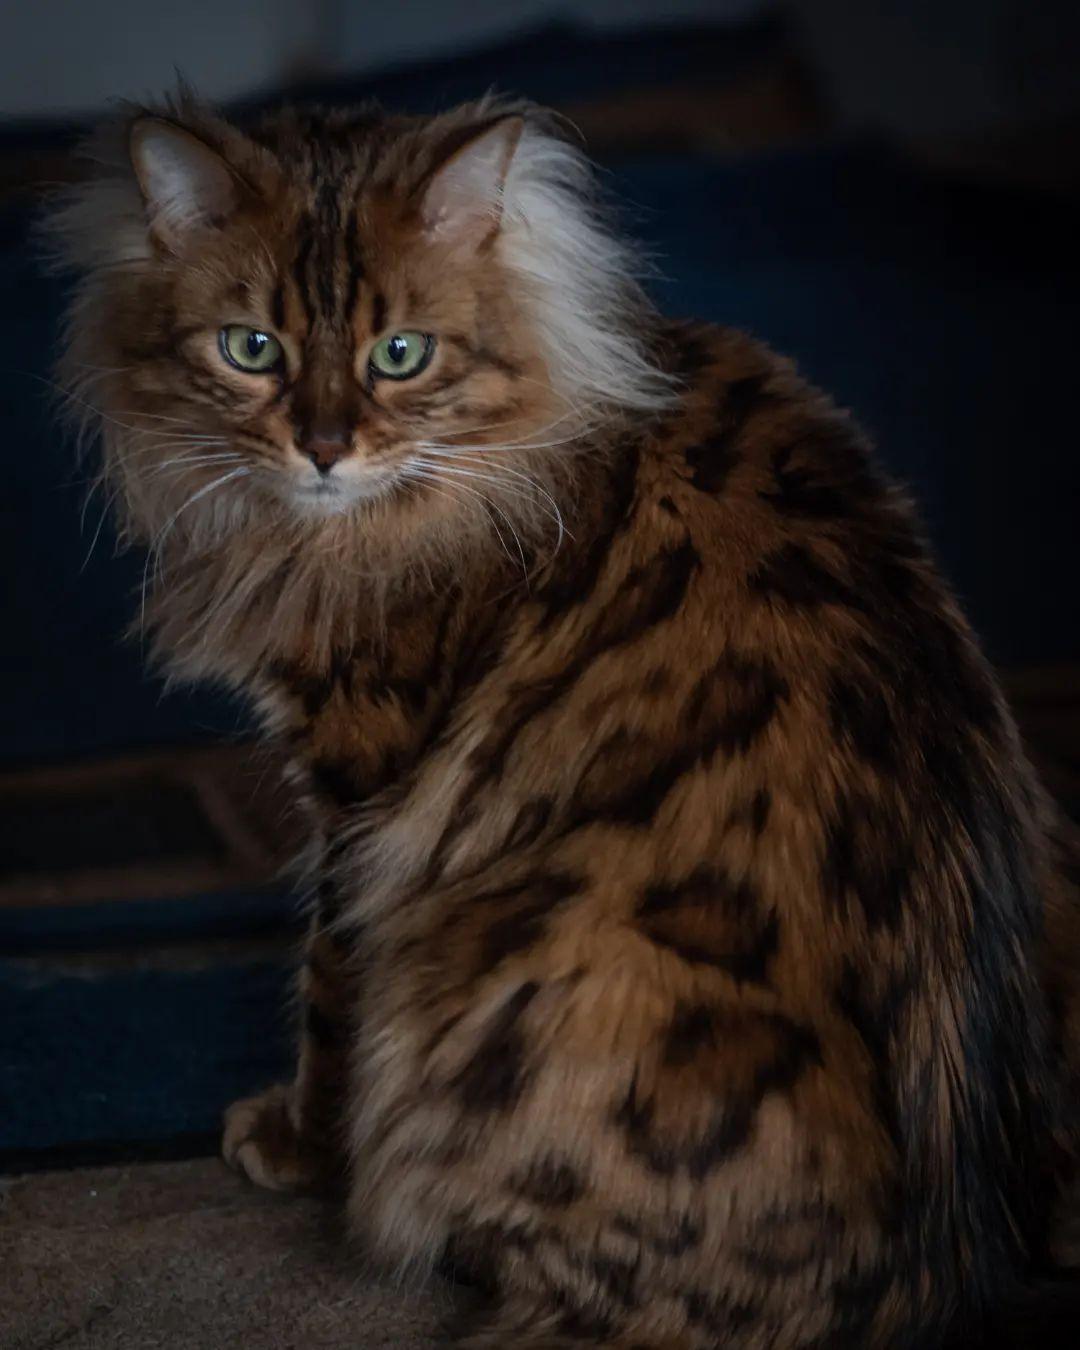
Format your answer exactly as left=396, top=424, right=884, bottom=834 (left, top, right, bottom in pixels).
left=642, top=319, right=935, bottom=612
left=389, top=316, right=1042, bottom=943
left=626, top=318, right=1028, bottom=842
left=343, top=318, right=1076, bottom=1347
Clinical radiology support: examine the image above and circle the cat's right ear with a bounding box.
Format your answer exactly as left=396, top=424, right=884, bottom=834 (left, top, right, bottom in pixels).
left=129, top=119, right=241, bottom=249
left=420, top=116, right=523, bottom=248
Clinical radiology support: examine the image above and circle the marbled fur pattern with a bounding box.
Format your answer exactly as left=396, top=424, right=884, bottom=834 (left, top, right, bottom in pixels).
left=46, top=94, right=1080, bottom=1348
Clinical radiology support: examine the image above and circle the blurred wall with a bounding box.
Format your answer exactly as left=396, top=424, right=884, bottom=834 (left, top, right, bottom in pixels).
left=333, top=1, right=768, bottom=80
left=790, top=0, right=1080, bottom=141
left=0, top=0, right=766, bottom=118
left=0, top=0, right=324, bottom=117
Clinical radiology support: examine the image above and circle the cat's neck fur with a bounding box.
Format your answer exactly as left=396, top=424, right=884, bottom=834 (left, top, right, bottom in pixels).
left=140, top=438, right=612, bottom=698
left=144, top=513, right=499, bottom=694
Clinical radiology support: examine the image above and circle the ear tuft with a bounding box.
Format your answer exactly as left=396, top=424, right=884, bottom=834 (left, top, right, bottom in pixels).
left=129, top=118, right=240, bottom=247
left=420, top=116, right=523, bottom=246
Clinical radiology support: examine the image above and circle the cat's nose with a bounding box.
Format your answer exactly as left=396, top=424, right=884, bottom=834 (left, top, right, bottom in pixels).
left=302, top=436, right=352, bottom=475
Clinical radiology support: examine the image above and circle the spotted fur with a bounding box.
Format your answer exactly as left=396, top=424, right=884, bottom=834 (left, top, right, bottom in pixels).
left=46, top=91, right=1080, bottom=1347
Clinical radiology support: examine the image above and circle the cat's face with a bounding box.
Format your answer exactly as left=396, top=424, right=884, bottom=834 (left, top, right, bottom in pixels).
left=109, top=109, right=559, bottom=524
left=51, top=97, right=666, bottom=567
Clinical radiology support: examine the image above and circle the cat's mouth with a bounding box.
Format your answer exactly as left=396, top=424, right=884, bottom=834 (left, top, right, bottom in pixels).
left=288, top=465, right=397, bottom=516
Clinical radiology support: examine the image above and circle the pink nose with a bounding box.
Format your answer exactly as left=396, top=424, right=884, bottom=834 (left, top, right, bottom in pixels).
left=303, top=437, right=351, bottom=474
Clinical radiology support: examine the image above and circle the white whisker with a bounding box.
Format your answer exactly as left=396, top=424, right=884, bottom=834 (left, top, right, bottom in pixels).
left=404, top=469, right=521, bottom=575
left=79, top=476, right=130, bottom=570
left=423, top=428, right=589, bottom=455
left=139, top=466, right=250, bottom=633
left=409, top=404, right=585, bottom=449
left=411, top=455, right=568, bottom=552
left=402, top=466, right=530, bottom=584
left=18, top=370, right=226, bottom=443
left=147, top=452, right=244, bottom=478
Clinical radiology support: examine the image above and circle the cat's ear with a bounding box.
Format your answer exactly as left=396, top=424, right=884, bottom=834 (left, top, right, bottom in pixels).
left=420, top=116, right=524, bottom=247
left=129, top=118, right=242, bottom=248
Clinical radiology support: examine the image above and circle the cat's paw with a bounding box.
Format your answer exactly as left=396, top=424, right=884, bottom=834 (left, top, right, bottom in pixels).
left=222, top=1084, right=336, bottom=1193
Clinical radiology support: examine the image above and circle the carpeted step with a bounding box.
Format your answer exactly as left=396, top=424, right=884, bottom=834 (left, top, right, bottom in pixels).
left=0, top=1158, right=449, bottom=1348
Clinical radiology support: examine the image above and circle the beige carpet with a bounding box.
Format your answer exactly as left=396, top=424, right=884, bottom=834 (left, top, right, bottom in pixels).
left=1, top=1158, right=450, bottom=1349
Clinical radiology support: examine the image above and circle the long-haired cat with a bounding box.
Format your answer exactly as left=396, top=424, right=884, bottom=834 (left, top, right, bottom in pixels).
left=45, top=90, right=1080, bottom=1347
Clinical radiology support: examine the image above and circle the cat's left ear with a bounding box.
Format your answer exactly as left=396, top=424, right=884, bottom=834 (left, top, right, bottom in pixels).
left=129, top=118, right=244, bottom=249
left=420, top=116, right=524, bottom=247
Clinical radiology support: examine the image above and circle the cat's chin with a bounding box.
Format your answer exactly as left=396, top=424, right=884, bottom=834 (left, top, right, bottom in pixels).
left=285, top=473, right=395, bottom=519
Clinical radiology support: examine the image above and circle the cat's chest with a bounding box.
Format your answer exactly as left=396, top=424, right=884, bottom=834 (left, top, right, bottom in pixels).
left=255, top=595, right=476, bottom=817
left=269, top=656, right=550, bottom=916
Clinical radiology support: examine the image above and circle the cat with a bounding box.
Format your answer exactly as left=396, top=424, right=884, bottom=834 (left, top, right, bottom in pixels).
left=44, top=89, right=1080, bottom=1347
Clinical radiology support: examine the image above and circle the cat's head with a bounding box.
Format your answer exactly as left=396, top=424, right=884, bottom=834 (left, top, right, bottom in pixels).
left=45, top=92, right=669, bottom=571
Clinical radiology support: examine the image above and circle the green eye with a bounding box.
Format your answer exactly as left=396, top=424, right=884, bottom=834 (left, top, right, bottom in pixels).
left=220, top=325, right=284, bottom=373
left=369, top=332, right=433, bottom=380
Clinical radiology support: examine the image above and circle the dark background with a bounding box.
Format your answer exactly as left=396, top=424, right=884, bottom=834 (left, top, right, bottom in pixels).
left=1, top=0, right=1078, bottom=1169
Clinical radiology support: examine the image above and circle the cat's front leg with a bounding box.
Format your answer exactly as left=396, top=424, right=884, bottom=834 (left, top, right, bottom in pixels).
left=223, top=910, right=355, bottom=1193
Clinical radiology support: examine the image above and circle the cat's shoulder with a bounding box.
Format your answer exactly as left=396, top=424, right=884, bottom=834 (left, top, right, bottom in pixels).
left=649, top=318, right=876, bottom=483
left=636, top=319, right=908, bottom=560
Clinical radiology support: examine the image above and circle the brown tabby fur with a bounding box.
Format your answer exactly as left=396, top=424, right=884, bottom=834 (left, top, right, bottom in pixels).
left=46, top=92, right=1080, bottom=1347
